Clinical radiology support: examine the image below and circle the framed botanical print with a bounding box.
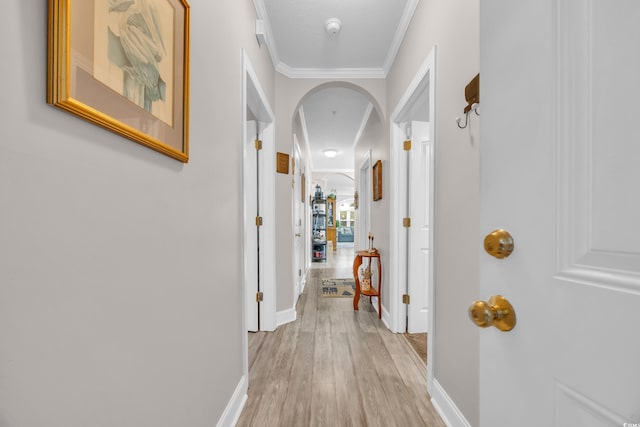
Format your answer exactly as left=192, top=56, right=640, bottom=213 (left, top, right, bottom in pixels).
left=47, top=0, right=190, bottom=162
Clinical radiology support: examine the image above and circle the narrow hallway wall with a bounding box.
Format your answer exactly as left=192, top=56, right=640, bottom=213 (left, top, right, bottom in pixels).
left=0, top=1, right=274, bottom=426
left=386, top=0, right=481, bottom=425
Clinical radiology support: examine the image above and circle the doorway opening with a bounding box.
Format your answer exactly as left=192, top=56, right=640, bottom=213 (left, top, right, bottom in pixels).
left=242, top=50, right=276, bottom=345
left=389, top=48, right=436, bottom=392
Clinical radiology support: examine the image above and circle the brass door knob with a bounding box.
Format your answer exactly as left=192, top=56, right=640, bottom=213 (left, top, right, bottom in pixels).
left=468, top=295, right=516, bottom=331
left=484, top=229, right=514, bottom=259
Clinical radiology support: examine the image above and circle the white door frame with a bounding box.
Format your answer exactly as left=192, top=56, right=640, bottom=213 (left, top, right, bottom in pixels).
left=292, top=136, right=306, bottom=298
left=389, top=47, right=436, bottom=392
left=241, top=50, right=277, bottom=374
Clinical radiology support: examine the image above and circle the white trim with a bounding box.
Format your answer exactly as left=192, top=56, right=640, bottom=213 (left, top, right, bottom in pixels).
left=276, top=63, right=386, bottom=79
left=242, top=49, right=277, bottom=337
left=300, top=269, right=308, bottom=296
left=312, top=168, right=357, bottom=175
left=276, top=308, right=297, bottom=327
left=430, top=379, right=472, bottom=427
left=254, top=0, right=418, bottom=79
left=381, top=300, right=392, bottom=330
left=389, top=47, right=437, bottom=391
left=252, top=0, right=280, bottom=70
left=216, top=375, right=248, bottom=427
left=241, top=51, right=251, bottom=377
left=382, top=0, right=420, bottom=76
left=297, top=106, right=314, bottom=171
left=388, top=122, right=406, bottom=334
left=353, top=103, right=374, bottom=148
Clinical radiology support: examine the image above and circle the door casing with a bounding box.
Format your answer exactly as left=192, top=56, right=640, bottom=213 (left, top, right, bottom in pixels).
left=389, top=47, right=436, bottom=392
left=242, top=50, right=277, bottom=344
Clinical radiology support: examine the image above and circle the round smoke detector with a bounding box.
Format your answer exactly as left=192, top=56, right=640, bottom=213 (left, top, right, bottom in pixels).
left=325, top=18, right=342, bottom=34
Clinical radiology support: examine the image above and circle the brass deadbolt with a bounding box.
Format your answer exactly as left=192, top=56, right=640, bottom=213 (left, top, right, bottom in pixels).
left=468, top=295, right=516, bottom=332
left=484, top=229, right=514, bottom=259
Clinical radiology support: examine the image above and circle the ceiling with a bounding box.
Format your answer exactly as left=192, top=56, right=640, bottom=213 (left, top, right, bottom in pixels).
left=254, top=0, right=418, bottom=195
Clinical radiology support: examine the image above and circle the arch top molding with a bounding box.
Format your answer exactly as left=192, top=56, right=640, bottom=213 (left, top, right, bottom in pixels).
left=275, top=75, right=387, bottom=128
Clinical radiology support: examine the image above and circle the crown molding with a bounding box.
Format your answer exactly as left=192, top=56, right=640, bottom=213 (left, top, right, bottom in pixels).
left=276, top=63, right=386, bottom=79
left=253, top=0, right=281, bottom=69
left=382, top=0, right=420, bottom=75
left=313, top=169, right=357, bottom=176
left=254, top=0, right=419, bottom=80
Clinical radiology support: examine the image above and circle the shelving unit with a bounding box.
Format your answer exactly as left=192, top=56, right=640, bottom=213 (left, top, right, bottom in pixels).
left=312, top=197, right=326, bottom=262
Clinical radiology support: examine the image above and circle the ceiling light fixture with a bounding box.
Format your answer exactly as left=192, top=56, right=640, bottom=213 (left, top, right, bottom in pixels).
left=325, top=18, right=342, bottom=35
left=323, top=149, right=338, bottom=158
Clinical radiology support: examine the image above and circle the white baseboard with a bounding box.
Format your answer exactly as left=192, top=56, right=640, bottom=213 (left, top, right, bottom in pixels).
left=431, top=379, right=472, bottom=427
left=216, top=374, right=247, bottom=427
left=276, top=307, right=297, bottom=327
left=380, top=300, right=393, bottom=331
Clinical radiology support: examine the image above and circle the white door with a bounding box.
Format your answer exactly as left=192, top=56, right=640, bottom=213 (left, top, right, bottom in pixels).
left=244, top=120, right=261, bottom=332
left=407, top=121, right=433, bottom=333
left=479, top=1, right=640, bottom=425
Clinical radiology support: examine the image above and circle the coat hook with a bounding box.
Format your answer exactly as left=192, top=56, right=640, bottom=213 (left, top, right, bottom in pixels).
left=456, top=112, right=470, bottom=129
left=456, top=103, right=480, bottom=129
left=457, top=74, right=480, bottom=129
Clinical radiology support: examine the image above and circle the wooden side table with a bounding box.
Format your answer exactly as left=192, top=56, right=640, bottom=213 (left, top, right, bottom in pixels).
left=353, top=250, right=382, bottom=319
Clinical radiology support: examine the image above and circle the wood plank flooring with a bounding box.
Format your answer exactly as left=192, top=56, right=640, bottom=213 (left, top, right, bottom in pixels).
left=237, top=246, right=445, bottom=427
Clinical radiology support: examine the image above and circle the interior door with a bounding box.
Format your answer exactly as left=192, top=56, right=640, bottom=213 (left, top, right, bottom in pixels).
left=478, top=1, right=640, bottom=425
left=407, top=121, right=433, bottom=333
left=244, top=120, right=261, bottom=332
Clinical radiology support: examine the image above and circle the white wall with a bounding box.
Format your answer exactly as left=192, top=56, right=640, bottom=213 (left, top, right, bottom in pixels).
left=386, top=0, right=480, bottom=425
left=0, top=1, right=273, bottom=426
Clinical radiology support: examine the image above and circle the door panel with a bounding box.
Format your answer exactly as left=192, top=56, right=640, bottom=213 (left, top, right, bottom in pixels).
left=244, top=120, right=259, bottom=332
left=407, top=121, right=433, bottom=333
left=479, top=1, right=640, bottom=425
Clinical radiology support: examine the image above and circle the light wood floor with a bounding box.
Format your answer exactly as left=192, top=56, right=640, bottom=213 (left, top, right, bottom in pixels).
left=236, top=245, right=445, bottom=427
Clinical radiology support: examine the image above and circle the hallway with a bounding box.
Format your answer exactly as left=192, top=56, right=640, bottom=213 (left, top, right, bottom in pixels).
left=237, top=246, right=445, bottom=426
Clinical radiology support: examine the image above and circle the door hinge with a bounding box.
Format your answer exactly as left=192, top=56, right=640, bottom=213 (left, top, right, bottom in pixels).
left=403, top=217, right=411, bottom=228
left=404, top=140, right=412, bottom=151
left=256, top=292, right=264, bottom=302
left=256, top=216, right=263, bottom=226
left=403, top=294, right=410, bottom=304
left=255, top=139, right=263, bottom=150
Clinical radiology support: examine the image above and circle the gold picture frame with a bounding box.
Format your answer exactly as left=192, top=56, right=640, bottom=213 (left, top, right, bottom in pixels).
left=276, top=152, right=290, bottom=174
left=47, top=0, right=190, bottom=162
left=373, top=160, right=382, bottom=201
